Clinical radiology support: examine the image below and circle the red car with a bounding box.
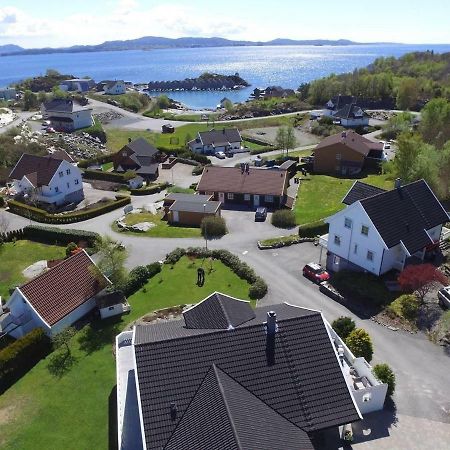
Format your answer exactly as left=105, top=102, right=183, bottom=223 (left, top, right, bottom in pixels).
left=302, top=263, right=330, bottom=283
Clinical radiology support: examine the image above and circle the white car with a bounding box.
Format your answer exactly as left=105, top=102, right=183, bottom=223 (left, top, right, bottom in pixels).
left=215, top=151, right=226, bottom=159
left=384, top=143, right=391, bottom=150
left=438, top=286, right=450, bottom=309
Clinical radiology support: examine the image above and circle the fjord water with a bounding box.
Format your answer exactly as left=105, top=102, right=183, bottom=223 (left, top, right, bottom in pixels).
left=1, top=44, right=450, bottom=109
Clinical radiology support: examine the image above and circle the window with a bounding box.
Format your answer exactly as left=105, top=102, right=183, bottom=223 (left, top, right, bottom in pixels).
left=361, top=225, right=369, bottom=236
left=265, top=195, right=274, bottom=202
left=367, top=250, right=374, bottom=261
left=334, top=235, right=341, bottom=246
left=74, top=179, right=79, bottom=185
left=55, top=186, right=59, bottom=193
left=244, top=194, right=250, bottom=201
left=58, top=171, right=64, bottom=178
left=344, top=217, right=352, bottom=229
left=66, top=168, right=71, bottom=175
left=67, top=182, right=70, bottom=188
left=336, top=153, right=342, bottom=160
left=354, top=244, right=358, bottom=254
left=227, top=193, right=234, bottom=200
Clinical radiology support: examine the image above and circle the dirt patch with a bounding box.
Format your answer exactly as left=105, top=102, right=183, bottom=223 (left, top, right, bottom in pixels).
left=244, top=126, right=320, bottom=146
left=375, top=310, right=417, bottom=333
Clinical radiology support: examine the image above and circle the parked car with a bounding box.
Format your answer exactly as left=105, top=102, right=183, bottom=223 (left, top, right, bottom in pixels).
left=302, top=262, right=330, bottom=283
left=438, top=286, right=450, bottom=309
left=215, top=151, right=226, bottom=159
left=255, top=207, right=267, bottom=222
left=225, top=150, right=234, bottom=158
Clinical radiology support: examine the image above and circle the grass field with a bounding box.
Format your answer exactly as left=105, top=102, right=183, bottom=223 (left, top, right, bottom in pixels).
left=0, top=256, right=252, bottom=450
left=294, top=173, right=394, bottom=225
left=0, top=241, right=65, bottom=299
left=116, top=212, right=202, bottom=238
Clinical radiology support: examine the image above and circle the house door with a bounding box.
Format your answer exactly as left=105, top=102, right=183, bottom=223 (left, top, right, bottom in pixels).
left=218, top=192, right=225, bottom=203
left=173, top=211, right=179, bottom=222
left=254, top=195, right=260, bottom=207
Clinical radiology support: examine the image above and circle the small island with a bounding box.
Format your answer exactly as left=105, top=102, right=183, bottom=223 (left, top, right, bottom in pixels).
left=145, top=72, right=249, bottom=92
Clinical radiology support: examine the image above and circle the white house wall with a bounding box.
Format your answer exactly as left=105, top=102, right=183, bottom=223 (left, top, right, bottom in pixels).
left=380, top=243, right=406, bottom=274
left=50, top=297, right=96, bottom=336
left=427, top=224, right=442, bottom=242
left=327, top=203, right=386, bottom=275
left=45, top=160, right=84, bottom=204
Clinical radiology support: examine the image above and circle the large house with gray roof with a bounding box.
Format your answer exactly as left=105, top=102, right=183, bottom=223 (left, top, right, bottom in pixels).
left=322, top=179, right=450, bottom=275
left=41, top=98, right=93, bottom=131
left=188, top=128, right=242, bottom=154
left=116, top=292, right=387, bottom=450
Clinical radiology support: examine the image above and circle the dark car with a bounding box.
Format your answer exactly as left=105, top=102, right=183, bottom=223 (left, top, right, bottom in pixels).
left=255, top=207, right=267, bottom=222
left=225, top=150, right=234, bottom=158
left=302, top=262, right=330, bottom=283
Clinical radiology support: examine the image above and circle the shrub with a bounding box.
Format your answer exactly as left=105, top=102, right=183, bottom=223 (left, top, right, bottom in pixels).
left=165, top=247, right=186, bottom=265
left=192, top=165, right=205, bottom=176
left=130, top=182, right=169, bottom=196
left=146, top=262, right=162, bottom=277
left=82, top=169, right=127, bottom=183
left=249, top=277, right=268, bottom=299
left=332, top=316, right=356, bottom=340
left=392, top=294, right=420, bottom=321
left=345, top=328, right=374, bottom=362
left=271, top=209, right=296, bottom=229
left=201, top=216, right=227, bottom=238
left=82, top=118, right=107, bottom=143
left=373, top=363, right=396, bottom=396
left=65, top=242, right=78, bottom=257
left=24, top=225, right=99, bottom=246
left=298, top=221, right=329, bottom=237
left=77, top=154, right=113, bottom=169
left=0, top=328, right=51, bottom=392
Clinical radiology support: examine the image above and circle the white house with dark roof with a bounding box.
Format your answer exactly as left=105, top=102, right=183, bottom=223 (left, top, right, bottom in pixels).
left=0, top=251, right=109, bottom=338
left=41, top=98, right=93, bottom=131
left=9, top=153, right=84, bottom=205
left=116, top=292, right=386, bottom=450
left=188, top=128, right=242, bottom=154
left=333, top=103, right=370, bottom=128
left=322, top=179, right=450, bottom=275
left=103, top=80, right=126, bottom=95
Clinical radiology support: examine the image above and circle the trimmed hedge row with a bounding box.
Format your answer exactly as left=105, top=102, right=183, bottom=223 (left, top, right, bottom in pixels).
left=249, top=146, right=277, bottom=155
left=78, top=154, right=114, bottom=169
left=130, top=182, right=170, bottom=196
left=120, top=262, right=162, bottom=296
left=164, top=247, right=268, bottom=300
left=298, top=220, right=329, bottom=238
left=7, top=196, right=131, bottom=224
left=82, top=169, right=127, bottom=183
left=0, top=328, right=51, bottom=393
left=0, top=225, right=99, bottom=246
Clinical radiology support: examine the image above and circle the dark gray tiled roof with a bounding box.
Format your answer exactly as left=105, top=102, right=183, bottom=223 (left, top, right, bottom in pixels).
left=360, top=179, right=449, bottom=254
left=334, top=103, right=369, bottom=120
left=169, top=200, right=221, bottom=213
left=9, top=154, right=62, bottom=187
left=183, top=293, right=255, bottom=329
left=342, top=181, right=386, bottom=205
left=198, top=128, right=242, bottom=146
left=165, top=193, right=212, bottom=203
left=134, top=303, right=360, bottom=450
left=124, top=137, right=159, bottom=158
left=165, top=364, right=313, bottom=450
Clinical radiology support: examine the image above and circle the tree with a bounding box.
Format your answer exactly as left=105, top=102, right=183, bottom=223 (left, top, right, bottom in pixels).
left=382, top=111, right=413, bottom=140
left=373, top=363, right=396, bottom=396
left=52, top=327, right=76, bottom=355
left=332, top=316, right=356, bottom=340
left=297, top=82, right=310, bottom=100
left=94, top=236, right=128, bottom=287
left=398, top=264, right=447, bottom=303
left=345, top=328, right=373, bottom=362
left=396, top=77, right=419, bottom=110
left=419, top=98, right=450, bottom=148
left=156, top=95, right=170, bottom=109
left=51, top=85, right=68, bottom=99
left=275, top=126, right=286, bottom=152
left=201, top=216, right=227, bottom=238
left=223, top=99, right=234, bottom=113
left=393, top=133, right=422, bottom=182
left=399, top=294, right=420, bottom=321
left=275, top=125, right=297, bottom=156
left=23, top=90, right=38, bottom=110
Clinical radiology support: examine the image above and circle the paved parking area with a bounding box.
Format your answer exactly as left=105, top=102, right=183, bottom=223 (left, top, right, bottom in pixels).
left=158, top=163, right=200, bottom=188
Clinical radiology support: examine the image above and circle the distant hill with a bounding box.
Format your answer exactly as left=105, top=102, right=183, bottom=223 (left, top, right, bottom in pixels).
left=0, top=36, right=392, bottom=56
left=0, top=44, right=23, bottom=54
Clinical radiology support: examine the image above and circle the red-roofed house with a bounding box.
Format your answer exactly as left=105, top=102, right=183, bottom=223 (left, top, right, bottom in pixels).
left=0, top=250, right=109, bottom=338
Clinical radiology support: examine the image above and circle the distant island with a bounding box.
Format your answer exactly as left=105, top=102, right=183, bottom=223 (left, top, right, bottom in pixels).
left=0, top=36, right=399, bottom=57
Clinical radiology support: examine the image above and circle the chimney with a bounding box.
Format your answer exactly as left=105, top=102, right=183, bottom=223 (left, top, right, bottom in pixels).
left=245, top=163, right=250, bottom=174
left=240, top=162, right=245, bottom=174
left=395, top=178, right=402, bottom=189
left=265, top=311, right=277, bottom=366
left=128, top=137, right=132, bottom=143
left=170, top=402, right=178, bottom=421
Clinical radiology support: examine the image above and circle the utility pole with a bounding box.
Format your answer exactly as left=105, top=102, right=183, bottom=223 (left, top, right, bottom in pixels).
left=203, top=204, right=208, bottom=250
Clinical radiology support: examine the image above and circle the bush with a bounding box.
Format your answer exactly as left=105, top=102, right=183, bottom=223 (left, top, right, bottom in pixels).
left=129, top=182, right=169, bottom=196
left=8, top=196, right=130, bottom=224
left=271, top=209, right=296, bottom=229
left=65, top=242, right=78, bottom=257
left=165, top=247, right=186, bottom=265
left=77, top=154, right=113, bottom=169
left=393, top=294, right=420, bottom=321
left=332, top=316, right=356, bottom=340
left=82, top=118, right=107, bottom=143
left=345, top=328, right=374, bottom=362
left=249, top=277, right=268, bottom=299
left=192, top=165, right=205, bottom=176
left=0, top=328, right=51, bottom=392
left=373, top=363, right=396, bottom=396
left=24, top=225, right=99, bottom=246
left=201, top=216, right=227, bottom=238
left=82, top=169, right=127, bottom=183
left=146, top=262, right=162, bottom=277
left=298, top=221, right=329, bottom=237
left=121, top=262, right=162, bottom=296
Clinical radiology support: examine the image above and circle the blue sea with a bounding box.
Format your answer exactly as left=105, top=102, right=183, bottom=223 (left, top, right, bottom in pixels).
left=1, top=44, right=450, bottom=109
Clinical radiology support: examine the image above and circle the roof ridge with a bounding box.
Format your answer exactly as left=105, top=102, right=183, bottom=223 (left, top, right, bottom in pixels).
left=216, top=293, right=233, bottom=327
left=402, top=182, right=431, bottom=229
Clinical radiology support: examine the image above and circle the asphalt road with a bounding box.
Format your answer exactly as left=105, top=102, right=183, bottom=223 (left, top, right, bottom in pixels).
left=0, top=187, right=449, bottom=448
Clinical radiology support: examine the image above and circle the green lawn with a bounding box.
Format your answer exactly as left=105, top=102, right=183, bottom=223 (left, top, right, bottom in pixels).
left=101, top=161, right=113, bottom=171
left=0, top=256, right=252, bottom=450
left=117, top=211, right=201, bottom=238
left=105, top=128, right=156, bottom=152
left=0, top=241, right=65, bottom=299
left=294, top=173, right=394, bottom=225
left=166, top=185, right=195, bottom=194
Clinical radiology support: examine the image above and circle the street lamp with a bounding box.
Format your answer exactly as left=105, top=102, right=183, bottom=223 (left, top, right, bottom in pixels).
left=203, top=203, right=208, bottom=250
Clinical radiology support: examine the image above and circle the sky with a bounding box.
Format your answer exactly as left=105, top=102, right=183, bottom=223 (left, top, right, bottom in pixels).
left=0, top=0, right=450, bottom=48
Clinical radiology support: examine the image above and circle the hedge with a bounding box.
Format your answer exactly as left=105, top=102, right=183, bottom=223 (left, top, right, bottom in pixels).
left=7, top=196, right=130, bottom=224
left=271, top=210, right=296, bottom=229
left=24, top=225, right=99, bottom=246
left=0, top=328, right=51, bottom=393
left=164, top=247, right=267, bottom=299
left=82, top=169, right=126, bottom=183
left=120, top=262, right=162, bottom=296
left=130, top=182, right=169, bottom=196
left=249, top=146, right=277, bottom=155
left=78, top=154, right=114, bottom=169
left=298, top=220, right=329, bottom=238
